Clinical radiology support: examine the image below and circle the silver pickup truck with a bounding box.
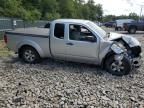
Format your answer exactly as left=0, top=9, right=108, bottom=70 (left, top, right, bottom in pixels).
left=4, top=19, right=142, bottom=76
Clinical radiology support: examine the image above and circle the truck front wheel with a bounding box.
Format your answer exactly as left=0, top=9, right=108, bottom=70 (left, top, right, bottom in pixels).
left=20, top=46, right=41, bottom=63
left=105, top=56, right=131, bottom=76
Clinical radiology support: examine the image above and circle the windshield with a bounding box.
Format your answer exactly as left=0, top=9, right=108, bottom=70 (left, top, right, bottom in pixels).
left=87, top=21, right=107, bottom=38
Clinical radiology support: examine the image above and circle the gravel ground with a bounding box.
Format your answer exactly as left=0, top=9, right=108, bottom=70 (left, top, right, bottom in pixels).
left=0, top=28, right=144, bottom=108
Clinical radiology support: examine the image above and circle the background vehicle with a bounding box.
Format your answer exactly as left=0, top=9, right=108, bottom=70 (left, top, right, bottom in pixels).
left=4, top=19, right=142, bottom=76
left=115, top=19, right=134, bottom=31
left=123, top=20, right=144, bottom=34
left=95, top=22, right=102, bottom=27
left=103, top=21, right=115, bottom=28
left=44, top=22, right=51, bottom=28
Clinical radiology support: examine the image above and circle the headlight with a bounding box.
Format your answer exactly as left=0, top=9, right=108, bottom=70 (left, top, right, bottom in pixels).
left=111, top=44, right=124, bottom=54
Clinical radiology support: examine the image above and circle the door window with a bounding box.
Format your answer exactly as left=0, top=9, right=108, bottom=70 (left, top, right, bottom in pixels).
left=69, top=24, right=96, bottom=42
left=54, top=23, right=65, bottom=39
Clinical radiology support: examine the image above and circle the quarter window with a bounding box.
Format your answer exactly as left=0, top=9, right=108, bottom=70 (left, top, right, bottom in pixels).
left=54, top=23, right=65, bottom=39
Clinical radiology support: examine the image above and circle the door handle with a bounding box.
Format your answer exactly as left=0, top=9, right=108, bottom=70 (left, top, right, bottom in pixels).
left=66, top=42, right=74, bottom=46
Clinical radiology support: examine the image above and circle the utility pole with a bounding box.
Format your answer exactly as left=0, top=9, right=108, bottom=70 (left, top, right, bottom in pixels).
left=139, top=5, right=143, bottom=20
left=136, top=2, right=144, bottom=21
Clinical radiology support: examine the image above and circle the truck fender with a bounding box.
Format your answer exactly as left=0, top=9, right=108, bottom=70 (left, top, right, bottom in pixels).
left=16, top=40, right=44, bottom=57
left=99, top=45, right=110, bottom=61
left=99, top=46, right=114, bottom=67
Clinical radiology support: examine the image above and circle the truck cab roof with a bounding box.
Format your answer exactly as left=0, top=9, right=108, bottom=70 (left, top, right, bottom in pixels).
left=53, top=19, right=89, bottom=24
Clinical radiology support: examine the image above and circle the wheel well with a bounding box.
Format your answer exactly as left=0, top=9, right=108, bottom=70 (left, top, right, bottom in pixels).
left=129, top=25, right=137, bottom=30
left=18, top=45, right=39, bottom=58
left=101, top=51, right=114, bottom=68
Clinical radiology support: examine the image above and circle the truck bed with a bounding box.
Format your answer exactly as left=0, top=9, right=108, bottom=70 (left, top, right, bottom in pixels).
left=6, top=28, right=49, bottom=38
left=5, top=27, right=51, bottom=58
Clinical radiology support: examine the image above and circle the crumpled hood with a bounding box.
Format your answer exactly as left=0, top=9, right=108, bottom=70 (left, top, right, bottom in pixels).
left=108, top=32, right=141, bottom=47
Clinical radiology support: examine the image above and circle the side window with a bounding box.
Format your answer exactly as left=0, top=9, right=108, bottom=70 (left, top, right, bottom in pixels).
left=54, top=23, right=65, bottom=39
left=69, top=24, right=96, bottom=42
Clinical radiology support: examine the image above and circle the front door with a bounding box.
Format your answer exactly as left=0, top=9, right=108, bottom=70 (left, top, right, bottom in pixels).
left=65, top=24, right=99, bottom=63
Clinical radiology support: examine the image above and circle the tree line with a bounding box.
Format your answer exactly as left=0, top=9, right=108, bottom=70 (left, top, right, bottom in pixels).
left=0, top=0, right=141, bottom=22
left=0, top=0, right=103, bottom=21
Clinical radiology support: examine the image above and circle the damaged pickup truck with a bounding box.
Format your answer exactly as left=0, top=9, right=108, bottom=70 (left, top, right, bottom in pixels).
left=4, top=19, right=142, bottom=76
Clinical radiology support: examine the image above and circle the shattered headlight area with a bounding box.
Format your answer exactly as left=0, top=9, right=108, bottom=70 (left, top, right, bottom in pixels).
left=111, top=44, right=124, bottom=54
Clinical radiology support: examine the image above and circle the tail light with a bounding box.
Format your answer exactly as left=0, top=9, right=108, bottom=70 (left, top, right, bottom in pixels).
left=4, top=34, right=7, bottom=44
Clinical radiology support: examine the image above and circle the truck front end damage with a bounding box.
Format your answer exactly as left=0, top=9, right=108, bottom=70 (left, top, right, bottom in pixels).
left=109, top=33, right=142, bottom=68
left=100, top=32, right=142, bottom=76
left=110, top=43, right=142, bottom=69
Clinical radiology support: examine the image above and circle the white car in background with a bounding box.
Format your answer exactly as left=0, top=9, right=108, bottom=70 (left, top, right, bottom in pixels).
left=115, top=19, right=134, bottom=31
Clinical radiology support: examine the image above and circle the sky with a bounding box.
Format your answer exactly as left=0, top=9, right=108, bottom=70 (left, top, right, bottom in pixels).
left=87, top=0, right=144, bottom=16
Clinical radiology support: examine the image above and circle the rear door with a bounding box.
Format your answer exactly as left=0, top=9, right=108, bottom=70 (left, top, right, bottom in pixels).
left=50, top=23, right=67, bottom=59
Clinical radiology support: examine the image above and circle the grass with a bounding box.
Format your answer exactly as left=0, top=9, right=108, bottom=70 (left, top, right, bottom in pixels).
left=0, top=40, right=12, bottom=57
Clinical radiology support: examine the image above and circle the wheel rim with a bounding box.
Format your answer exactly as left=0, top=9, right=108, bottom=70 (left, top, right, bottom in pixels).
left=130, top=29, right=135, bottom=33
left=111, top=61, right=124, bottom=72
left=118, top=28, right=121, bottom=31
left=24, top=50, right=36, bottom=62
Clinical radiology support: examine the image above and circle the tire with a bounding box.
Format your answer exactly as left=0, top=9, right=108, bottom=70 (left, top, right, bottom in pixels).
left=118, top=27, right=122, bottom=31
left=21, top=46, right=41, bottom=63
left=105, top=56, right=131, bottom=76
left=128, top=27, right=136, bottom=34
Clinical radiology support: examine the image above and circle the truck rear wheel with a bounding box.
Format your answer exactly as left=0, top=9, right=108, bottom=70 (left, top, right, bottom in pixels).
left=128, top=27, right=136, bottom=34
left=21, top=46, right=41, bottom=63
left=105, top=56, right=131, bottom=76
left=118, top=27, right=122, bottom=31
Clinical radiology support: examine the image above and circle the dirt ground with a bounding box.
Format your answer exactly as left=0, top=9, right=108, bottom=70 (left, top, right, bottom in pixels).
left=0, top=27, right=144, bottom=108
